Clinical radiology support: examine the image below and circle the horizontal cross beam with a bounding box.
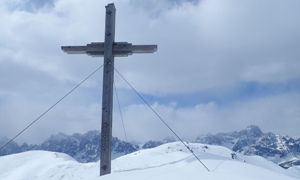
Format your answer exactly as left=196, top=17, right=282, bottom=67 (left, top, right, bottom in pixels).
left=61, top=42, right=157, bottom=57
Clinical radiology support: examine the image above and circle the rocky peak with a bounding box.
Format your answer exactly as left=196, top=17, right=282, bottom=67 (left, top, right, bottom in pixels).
left=239, top=125, right=263, bottom=138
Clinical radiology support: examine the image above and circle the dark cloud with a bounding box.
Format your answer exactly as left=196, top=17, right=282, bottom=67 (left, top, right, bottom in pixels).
left=0, top=0, right=299, bottom=143
left=9, top=0, right=55, bottom=12
left=26, top=0, right=55, bottom=9
left=129, top=0, right=200, bottom=17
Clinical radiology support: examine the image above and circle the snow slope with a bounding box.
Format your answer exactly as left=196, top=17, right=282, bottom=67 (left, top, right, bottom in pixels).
left=0, top=142, right=299, bottom=180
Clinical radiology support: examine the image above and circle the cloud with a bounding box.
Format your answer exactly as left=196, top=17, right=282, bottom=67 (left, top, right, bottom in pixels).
left=116, top=92, right=300, bottom=142
left=0, top=0, right=299, bottom=143
left=6, top=0, right=55, bottom=12
left=1, top=0, right=300, bottom=93
left=115, top=0, right=300, bottom=94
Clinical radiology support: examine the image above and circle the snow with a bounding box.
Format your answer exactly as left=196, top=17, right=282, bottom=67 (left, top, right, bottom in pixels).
left=0, top=142, right=299, bottom=180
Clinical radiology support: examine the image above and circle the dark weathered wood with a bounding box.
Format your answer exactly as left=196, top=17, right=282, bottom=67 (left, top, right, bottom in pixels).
left=61, top=3, right=157, bottom=176
left=62, top=43, right=157, bottom=57
left=100, top=3, right=115, bottom=176
left=61, top=46, right=89, bottom=54
left=132, top=45, right=157, bottom=53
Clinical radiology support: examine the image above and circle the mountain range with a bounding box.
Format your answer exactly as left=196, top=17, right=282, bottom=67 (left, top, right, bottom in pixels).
left=195, top=125, right=300, bottom=169
left=0, top=131, right=137, bottom=163
left=1, top=125, right=299, bottom=168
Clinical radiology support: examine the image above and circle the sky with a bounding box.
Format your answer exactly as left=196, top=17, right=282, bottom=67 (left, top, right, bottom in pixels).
left=0, top=0, right=300, bottom=143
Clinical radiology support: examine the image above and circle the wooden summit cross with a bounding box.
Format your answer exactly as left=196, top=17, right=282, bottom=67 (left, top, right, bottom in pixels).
left=61, top=3, right=157, bottom=176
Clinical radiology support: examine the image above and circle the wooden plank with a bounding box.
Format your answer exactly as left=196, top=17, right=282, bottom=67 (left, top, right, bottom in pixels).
left=62, top=43, right=157, bottom=56
left=61, top=46, right=89, bottom=54
left=132, top=45, right=157, bottom=53
left=100, top=3, right=115, bottom=176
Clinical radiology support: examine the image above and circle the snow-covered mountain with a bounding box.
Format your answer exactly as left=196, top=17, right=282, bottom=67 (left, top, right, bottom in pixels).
left=0, top=131, right=138, bottom=162
left=40, top=131, right=138, bottom=162
left=0, top=142, right=299, bottom=180
left=142, top=137, right=176, bottom=149
left=195, top=125, right=300, bottom=169
left=0, top=137, right=23, bottom=155
left=1, top=125, right=299, bottom=169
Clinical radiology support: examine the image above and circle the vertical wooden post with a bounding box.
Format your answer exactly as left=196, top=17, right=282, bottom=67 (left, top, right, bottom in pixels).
left=100, top=3, right=115, bottom=176
left=61, top=3, right=156, bottom=176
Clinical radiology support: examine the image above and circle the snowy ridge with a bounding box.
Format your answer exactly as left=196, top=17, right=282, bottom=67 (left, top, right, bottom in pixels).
left=195, top=125, right=300, bottom=168
left=0, top=131, right=138, bottom=163
left=1, top=126, right=299, bottom=169
left=0, top=142, right=299, bottom=180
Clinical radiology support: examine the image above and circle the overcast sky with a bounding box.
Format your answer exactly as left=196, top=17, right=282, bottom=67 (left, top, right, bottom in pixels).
left=0, top=0, right=299, bottom=143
